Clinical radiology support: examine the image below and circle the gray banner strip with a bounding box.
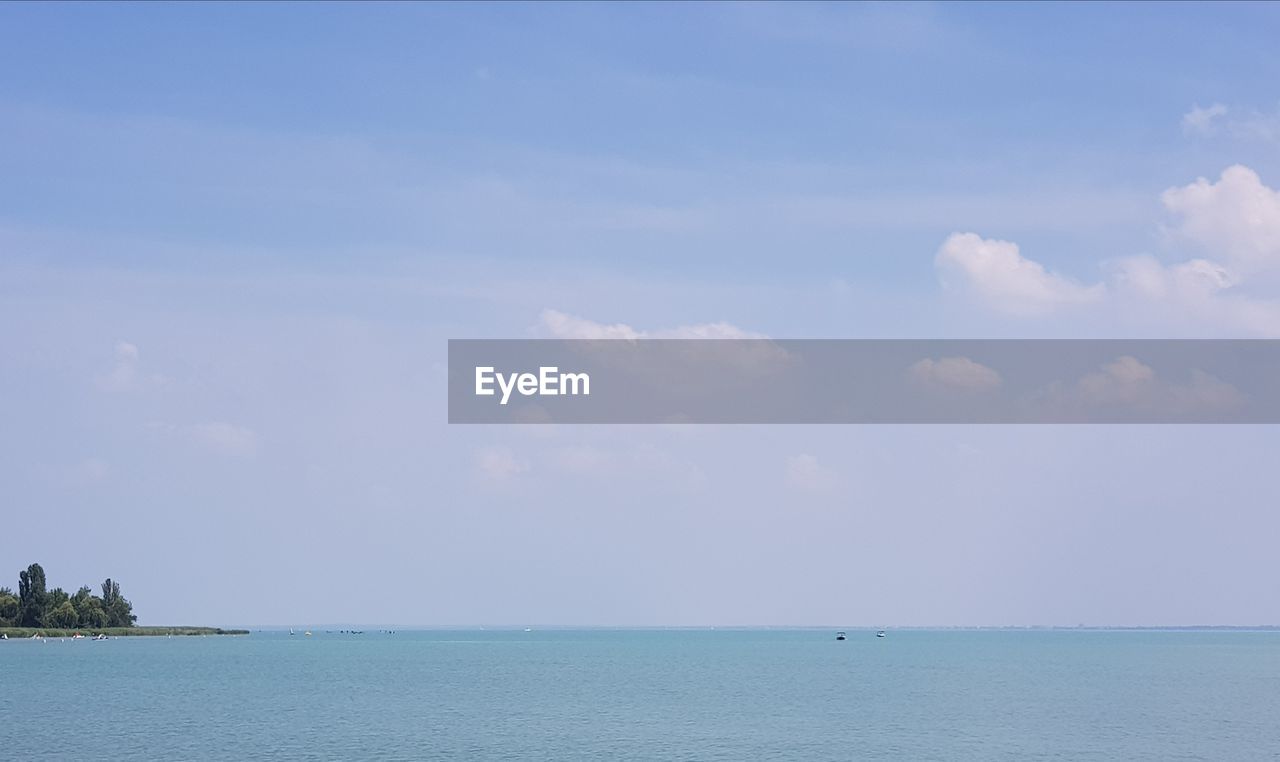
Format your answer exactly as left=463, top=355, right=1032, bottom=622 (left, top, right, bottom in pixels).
left=448, top=340, right=1280, bottom=424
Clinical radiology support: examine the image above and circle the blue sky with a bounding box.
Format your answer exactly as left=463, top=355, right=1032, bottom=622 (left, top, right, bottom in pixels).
left=3, top=2, right=1280, bottom=626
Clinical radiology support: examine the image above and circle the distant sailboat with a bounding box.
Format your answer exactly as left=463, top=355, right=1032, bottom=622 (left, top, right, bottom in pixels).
left=876, top=630, right=886, bottom=638
left=835, top=631, right=847, bottom=641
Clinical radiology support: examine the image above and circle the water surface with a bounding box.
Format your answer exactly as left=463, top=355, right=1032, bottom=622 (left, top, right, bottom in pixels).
left=3, top=630, right=1277, bottom=760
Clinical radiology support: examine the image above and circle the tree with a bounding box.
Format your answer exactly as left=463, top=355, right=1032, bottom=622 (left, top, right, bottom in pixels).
left=45, top=600, right=78, bottom=629
left=4, top=567, right=138, bottom=629
left=47, top=587, right=70, bottom=610
left=78, top=600, right=109, bottom=628
left=101, top=578, right=136, bottom=627
left=71, top=585, right=92, bottom=609
left=18, top=563, right=48, bottom=627
left=0, top=588, right=18, bottom=626
left=72, top=586, right=109, bottom=629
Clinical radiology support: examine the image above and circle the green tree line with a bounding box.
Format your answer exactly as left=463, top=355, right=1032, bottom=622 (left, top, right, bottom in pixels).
left=0, top=563, right=136, bottom=629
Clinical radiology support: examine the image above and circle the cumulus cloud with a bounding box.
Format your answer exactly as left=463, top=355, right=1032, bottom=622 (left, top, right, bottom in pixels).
left=1109, top=165, right=1280, bottom=334
left=1075, top=356, right=1155, bottom=403
left=190, top=422, right=260, bottom=457
left=908, top=356, right=1002, bottom=392
left=1161, top=165, right=1280, bottom=276
left=474, top=446, right=529, bottom=482
left=1032, top=356, right=1244, bottom=420
left=1108, top=254, right=1280, bottom=336
left=935, top=232, right=1104, bottom=316
left=1181, top=103, right=1280, bottom=143
left=1181, top=103, right=1227, bottom=136
left=784, top=453, right=838, bottom=493
left=538, top=310, right=643, bottom=340
left=538, top=309, right=765, bottom=340
left=98, top=340, right=165, bottom=391
left=537, top=309, right=788, bottom=384
left=936, top=166, right=1280, bottom=335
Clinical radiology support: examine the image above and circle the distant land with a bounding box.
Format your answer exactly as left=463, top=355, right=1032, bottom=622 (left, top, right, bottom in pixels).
left=1, top=562, right=245, bottom=637
left=1, top=626, right=249, bottom=638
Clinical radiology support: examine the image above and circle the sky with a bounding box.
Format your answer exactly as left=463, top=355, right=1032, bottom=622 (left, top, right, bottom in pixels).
left=3, top=2, right=1280, bottom=627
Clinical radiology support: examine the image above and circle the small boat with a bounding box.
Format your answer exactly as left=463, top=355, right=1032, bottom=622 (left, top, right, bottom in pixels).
left=876, top=630, right=886, bottom=638
left=835, top=631, right=846, bottom=641
left=304, top=631, right=312, bottom=637
left=0, top=633, right=7, bottom=640
left=93, top=634, right=108, bottom=641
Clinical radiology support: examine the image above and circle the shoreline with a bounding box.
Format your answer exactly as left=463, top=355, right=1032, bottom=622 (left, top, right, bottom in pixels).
left=1, top=626, right=249, bottom=638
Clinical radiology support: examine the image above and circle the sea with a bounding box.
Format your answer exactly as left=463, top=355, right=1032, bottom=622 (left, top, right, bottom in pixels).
left=3, top=629, right=1278, bottom=760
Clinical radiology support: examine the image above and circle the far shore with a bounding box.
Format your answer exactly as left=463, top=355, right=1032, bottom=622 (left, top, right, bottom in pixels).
left=1, top=626, right=249, bottom=638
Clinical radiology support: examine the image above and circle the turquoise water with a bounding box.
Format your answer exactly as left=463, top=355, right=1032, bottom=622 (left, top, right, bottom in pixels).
left=3, top=630, right=1278, bottom=760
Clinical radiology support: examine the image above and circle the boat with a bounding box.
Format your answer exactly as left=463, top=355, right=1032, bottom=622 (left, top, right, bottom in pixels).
left=93, top=634, right=108, bottom=641
left=835, top=631, right=846, bottom=641
left=1, top=633, right=7, bottom=640
left=304, top=631, right=312, bottom=637
left=876, top=630, right=886, bottom=638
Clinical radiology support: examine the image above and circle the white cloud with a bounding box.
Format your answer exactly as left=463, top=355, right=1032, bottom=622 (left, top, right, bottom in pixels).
left=937, top=167, right=1280, bottom=335
left=1181, top=103, right=1280, bottom=143
left=784, top=453, right=838, bottom=493
left=1161, top=165, right=1280, bottom=276
left=474, top=446, right=529, bottom=482
left=1075, top=356, right=1155, bottom=404
left=537, top=309, right=788, bottom=384
left=935, top=232, right=1104, bottom=316
left=1100, top=165, right=1280, bottom=335
left=908, top=356, right=1002, bottom=392
left=550, top=445, right=612, bottom=474
left=538, top=309, right=643, bottom=340
left=538, top=309, right=764, bottom=340
left=658, top=321, right=765, bottom=339
left=98, top=340, right=165, bottom=392
left=1034, top=356, right=1244, bottom=419
left=190, top=422, right=259, bottom=457
left=1108, top=254, right=1280, bottom=336
left=1181, top=103, right=1227, bottom=136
